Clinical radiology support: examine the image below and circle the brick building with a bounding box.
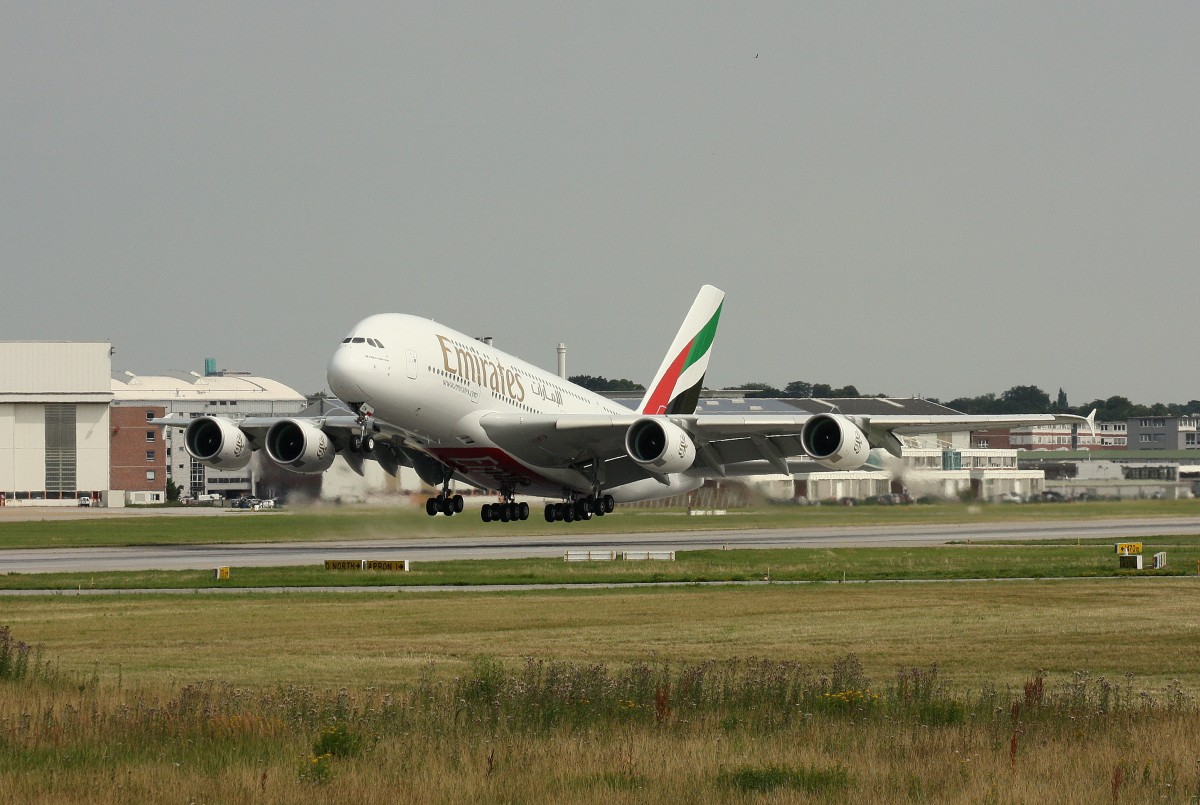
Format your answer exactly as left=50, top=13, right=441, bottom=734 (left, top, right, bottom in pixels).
left=109, top=404, right=167, bottom=503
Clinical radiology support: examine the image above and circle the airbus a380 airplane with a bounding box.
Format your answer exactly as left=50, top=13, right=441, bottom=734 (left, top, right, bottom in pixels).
left=164, top=285, right=1094, bottom=525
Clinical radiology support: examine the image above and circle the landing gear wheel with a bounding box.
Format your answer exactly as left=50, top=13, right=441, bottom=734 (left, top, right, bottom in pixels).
left=518, top=502, right=530, bottom=521
left=544, top=504, right=555, bottom=522
left=452, top=494, right=464, bottom=513
left=481, top=505, right=492, bottom=523
left=603, top=495, right=615, bottom=513
left=425, top=497, right=438, bottom=517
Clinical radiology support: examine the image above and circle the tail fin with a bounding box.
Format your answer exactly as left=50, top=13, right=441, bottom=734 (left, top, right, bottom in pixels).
left=638, top=285, right=725, bottom=415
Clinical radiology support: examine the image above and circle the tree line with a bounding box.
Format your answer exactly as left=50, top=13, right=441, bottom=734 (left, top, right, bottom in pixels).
left=569, top=376, right=1200, bottom=421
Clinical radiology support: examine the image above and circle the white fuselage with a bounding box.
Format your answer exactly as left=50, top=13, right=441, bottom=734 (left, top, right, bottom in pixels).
left=325, top=314, right=701, bottom=501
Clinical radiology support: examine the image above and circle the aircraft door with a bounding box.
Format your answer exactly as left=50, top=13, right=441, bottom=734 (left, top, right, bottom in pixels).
left=406, top=349, right=418, bottom=380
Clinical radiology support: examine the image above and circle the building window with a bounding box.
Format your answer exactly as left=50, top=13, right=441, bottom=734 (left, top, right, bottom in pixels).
left=146, top=470, right=156, bottom=481
left=146, top=450, right=156, bottom=462
left=145, top=430, right=156, bottom=442
left=145, top=410, right=155, bottom=421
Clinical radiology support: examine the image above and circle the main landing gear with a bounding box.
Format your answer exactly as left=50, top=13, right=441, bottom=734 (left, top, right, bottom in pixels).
left=544, top=494, right=615, bottom=523
left=425, top=492, right=464, bottom=517
left=425, top=475, right=463, bottom=517
left=480, top=497, right=530, bottom=523
left=480, top=484, right=529, bottom=523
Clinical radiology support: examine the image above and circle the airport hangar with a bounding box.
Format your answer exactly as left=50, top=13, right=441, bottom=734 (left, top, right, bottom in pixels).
left=2, top=339, right=1074, bottom=508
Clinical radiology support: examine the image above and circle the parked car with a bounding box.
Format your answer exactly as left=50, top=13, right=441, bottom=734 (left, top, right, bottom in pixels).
left=77, top=495, right=91, bottom=507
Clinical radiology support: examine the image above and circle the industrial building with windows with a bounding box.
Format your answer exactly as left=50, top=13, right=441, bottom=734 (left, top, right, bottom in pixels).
left=111, top=369, right=308, bottom=501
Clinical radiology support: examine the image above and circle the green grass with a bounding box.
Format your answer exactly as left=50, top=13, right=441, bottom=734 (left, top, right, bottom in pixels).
left=0, top=497, right=1197, bottom=549
left=3, top=538, right=1198, bottom=590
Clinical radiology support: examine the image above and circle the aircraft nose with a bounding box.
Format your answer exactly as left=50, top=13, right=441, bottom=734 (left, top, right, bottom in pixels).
left=326, top=345, right=367, bottom=403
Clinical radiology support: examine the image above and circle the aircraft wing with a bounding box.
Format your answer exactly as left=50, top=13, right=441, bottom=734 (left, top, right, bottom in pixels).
left=479, top=410, right=1096, bottom=481
left=153, top=412, right=418, bottom=477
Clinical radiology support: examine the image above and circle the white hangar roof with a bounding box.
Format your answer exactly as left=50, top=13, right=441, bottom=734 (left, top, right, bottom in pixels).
left=0, top=342, right=113, bottom=403
left=111, top=373, right=306, bottom=403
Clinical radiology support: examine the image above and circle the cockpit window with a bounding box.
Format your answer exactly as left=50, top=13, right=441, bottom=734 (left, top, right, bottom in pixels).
left=374, top=339, right=385, bottom=348
left=366, top=338, right=378, bottom=348
left=351, top=337, right=366, bottom=343
left=342, top=338, right=351, bottom=343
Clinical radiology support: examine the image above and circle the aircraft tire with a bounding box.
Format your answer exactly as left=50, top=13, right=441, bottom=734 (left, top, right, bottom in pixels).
left=518, top=502, right=530, bottom=520
left=425, top=498, right=438, bottom=517
left=603, top=495, right=615, bottom=513
left=544, top=504, right=555, bottom=522
left=481, top=505, right=492, bottom=523
left=452, top=494, right=464, bottom=513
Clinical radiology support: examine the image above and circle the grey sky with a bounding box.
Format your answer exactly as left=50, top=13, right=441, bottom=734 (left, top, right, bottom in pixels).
left=3, top=3, right=1197, bottom=405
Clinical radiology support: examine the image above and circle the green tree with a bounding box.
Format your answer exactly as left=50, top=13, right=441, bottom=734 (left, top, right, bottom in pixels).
left=569, top=375, right=645, bottom=392
left=730, top=382, right=784, bottom=399
left=783, top=381, right=813, bottom=398
left=1000, top=385, right=1051, bottom=414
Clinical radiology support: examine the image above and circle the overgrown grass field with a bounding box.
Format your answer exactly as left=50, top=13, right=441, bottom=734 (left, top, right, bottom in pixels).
left=1, top=497, right=1197, bottom=549
left=4, top=579, right=1200, bottom=802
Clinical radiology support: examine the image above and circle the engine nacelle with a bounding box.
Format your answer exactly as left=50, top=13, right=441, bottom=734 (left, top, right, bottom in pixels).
left=625, top=417, right=697, bottom=475
left=800, top=414, right=870, bottom=470
left=184, top=416, right=254, bottom=471
left=264, top=419, right=337, bottom=474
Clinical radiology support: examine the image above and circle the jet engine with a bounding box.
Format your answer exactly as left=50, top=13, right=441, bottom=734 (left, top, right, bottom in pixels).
left=800, top=414, right=870, bottom=470
left=625, top=417, right=696, bottom=475
left=264, top=419, right=337, bottom=473
left=184, top=416, right=253, bottom=470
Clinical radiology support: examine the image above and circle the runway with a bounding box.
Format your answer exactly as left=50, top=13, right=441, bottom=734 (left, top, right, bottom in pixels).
left=2, top=516, right=1197, bottom=574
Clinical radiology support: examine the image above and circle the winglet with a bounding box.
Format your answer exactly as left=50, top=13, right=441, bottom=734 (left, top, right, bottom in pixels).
left=638, top=285, right=725, bottom=416
left=1085, top=408, right=1097, bottom=440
